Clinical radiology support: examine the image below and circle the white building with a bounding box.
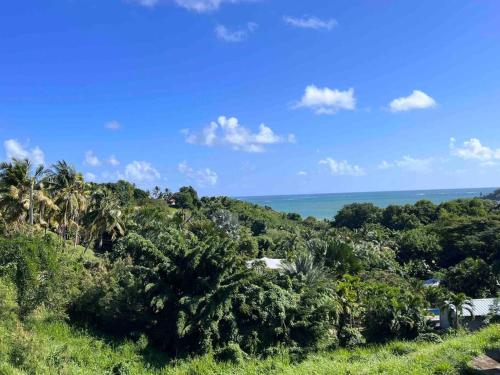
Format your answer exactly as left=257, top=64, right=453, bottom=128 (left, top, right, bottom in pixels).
left=440, top=298, right=500, bottom=330
left=245, top=257, right=284, bottom=270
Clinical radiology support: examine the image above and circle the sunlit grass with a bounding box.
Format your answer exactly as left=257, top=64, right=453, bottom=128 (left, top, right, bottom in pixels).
left=1, top=315, right=499, bottom=375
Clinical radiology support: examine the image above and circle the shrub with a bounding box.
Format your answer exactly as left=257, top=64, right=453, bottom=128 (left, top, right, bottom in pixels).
left=389, top=342, right=414, bottom=356
left=0, top=235, right=81, bottom=318
left=442, top=257, right=497, bottom=298
left=338, top=327, right=365, bottom=348
left=334, top=203, right=382, bottom=229
left=214, top=342, right=246, bottom=364
left=415, top=332, right=443, bottom=343
left=0, top=278, right=18, bottom=322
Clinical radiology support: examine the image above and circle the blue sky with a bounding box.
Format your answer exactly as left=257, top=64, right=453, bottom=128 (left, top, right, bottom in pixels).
left=1, top=0, right=500, bottom=196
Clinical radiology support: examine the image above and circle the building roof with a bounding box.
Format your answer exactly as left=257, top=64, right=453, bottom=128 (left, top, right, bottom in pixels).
left=245, top=257, right=284, bottom=270
left=423, top=278, right=440, bottom=287
left=460, top=298, right=500, bottom=317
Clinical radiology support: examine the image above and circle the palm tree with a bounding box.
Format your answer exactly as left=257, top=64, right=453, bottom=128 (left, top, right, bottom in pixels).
left=83, top=188, right=125, bottom=250
left=283, top=252, right=328, bottom=285
left=440, top=292, right=474, bottom=329
left=46, top=161, right=88, bottom=241
left=0, top=158, right=54, bottom=226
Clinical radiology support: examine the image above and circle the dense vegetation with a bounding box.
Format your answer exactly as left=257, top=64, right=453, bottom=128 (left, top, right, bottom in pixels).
left=0, top=158, right=499, bottom=373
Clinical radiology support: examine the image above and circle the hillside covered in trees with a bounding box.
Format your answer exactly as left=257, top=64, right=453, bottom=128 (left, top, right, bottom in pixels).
left=0, top=158, right=499, bottom=373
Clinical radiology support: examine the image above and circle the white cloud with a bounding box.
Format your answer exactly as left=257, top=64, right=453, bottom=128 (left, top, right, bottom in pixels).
left=215, top=22, right=257, bottom=42
left=131, top=0, right=252, bottom=12
left=4, top=139, right=45, bottom=165
left=389, top=90, right=436, bottom=112
left=124, top=161, right=160, bottom=182
left=84, top=150, right=101, bottom=167
left=283, top=16, right=337, bottom=30
left=377, top=160, right=392, bottom=170
left=319, top=158, right=365, bottom=176
left=450, top=137, right=500, bottom=164
left=183, top=116, right=296, bottom=152
left=84, top=172, right=97, bottom=181
left=178, top=161, right=218, bottom=186
left=297, top=171, right=308, bottom=176
left=296, top=85, right=355, bottom=114
left=107, top=155, right=120, bottom=166
left=175, top=0, right=223, bottom=12
left=377, top=156, right=434, bottom=172
left=133, top=0, right=158, bottom=6
left=105, top=120, right=122, bottom=130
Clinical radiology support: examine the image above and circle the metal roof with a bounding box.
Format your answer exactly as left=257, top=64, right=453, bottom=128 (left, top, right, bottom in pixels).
left=460, top=298, right=500, bottom=317
left=245, top=257, right=284, bottom=270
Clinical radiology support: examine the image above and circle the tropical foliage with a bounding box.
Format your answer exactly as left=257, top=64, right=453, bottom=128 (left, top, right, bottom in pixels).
left=0, top=157, right=499, bottom=372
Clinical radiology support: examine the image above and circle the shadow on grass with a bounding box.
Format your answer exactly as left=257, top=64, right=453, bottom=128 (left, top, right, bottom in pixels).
left=65, top=319, right=173, bottom=370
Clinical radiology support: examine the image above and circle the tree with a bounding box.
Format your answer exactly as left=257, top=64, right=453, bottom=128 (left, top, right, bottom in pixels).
left=283, top=252, right=328, bottom=285
left=0, top=158, right=55, bottom=227
left=83, top=189, right=125, bottom=250
left=151, top=185, right=162, bottom=199
left=334, top=203, right=382, bottom=229
left=250, top=219, right=267, bottom=236
left=46, top=161, right=88, bottom=241
left=442, top=257, right=497, bottom=298
left=173, top=186, right=200, bottom=210
left=323, top=240, right=362, bottom=277
left=363, top=283, right=426, bottom=341
left=439, top=292, right=473, bottom=329
left=381, top=205, right=421, bottom=230
left=397, top=227, right=442, bottom=266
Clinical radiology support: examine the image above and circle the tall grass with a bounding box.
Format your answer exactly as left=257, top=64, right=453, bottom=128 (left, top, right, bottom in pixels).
left=0, top=314, right=499, bottom=375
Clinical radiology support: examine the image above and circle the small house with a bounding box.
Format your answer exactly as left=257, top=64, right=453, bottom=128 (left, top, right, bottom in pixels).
left=440, top=298, right=500, bottom=330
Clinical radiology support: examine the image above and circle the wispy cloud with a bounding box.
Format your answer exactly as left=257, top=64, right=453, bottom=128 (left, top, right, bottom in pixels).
left=130, top=0, right=255, bottom=13
left=295, top=85, right=355, bottom=114
left=131, top=0, right=159, bottom=7
left=84, top=150, right=101, bottom=167
left=105, top=120, right=122, bottom=130
left=183, top=116, right=295, bottom=152
left=107, top=155, right=120, bottom=166
left=378, top=156, right=434, bottom=172
left=178, top=161, right=218, bottom=186
left=3, top=139, right=45, bottom=165
left=123, top=160, right=160, bottom=182
left=84, top=172, right=97, bottom=182
left=215, top=22, right=257, bottom=42
left=450, top=137, right=500, bottom=165
left=319, top=158, right=365, bottom=176
left=389, top=90, right=436, bottom=112
left=283, top=15, right=337, bottom=30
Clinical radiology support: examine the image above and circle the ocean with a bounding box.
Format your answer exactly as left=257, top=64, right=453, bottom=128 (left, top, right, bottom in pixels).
left=238, top=187, right=497, bottom=219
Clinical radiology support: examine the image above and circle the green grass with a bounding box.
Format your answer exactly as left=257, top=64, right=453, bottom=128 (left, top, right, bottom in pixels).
left=0, top=315, right=499, bottom=375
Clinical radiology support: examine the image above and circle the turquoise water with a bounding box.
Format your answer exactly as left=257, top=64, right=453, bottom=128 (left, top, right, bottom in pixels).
left=238, top=187, right=497, bottom=219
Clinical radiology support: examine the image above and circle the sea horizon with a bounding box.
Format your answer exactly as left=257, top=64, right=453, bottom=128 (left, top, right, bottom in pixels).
left=238, top=187, right=497, bottom=219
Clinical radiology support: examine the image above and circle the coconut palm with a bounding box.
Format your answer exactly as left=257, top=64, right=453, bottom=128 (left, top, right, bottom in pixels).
left=83, top=188, right=125, bottom=250
left=46, top=160, right=88, bottom=241
left=440, top=292, right=474, bottom=329
left=0, top=158, right=55, bottom=226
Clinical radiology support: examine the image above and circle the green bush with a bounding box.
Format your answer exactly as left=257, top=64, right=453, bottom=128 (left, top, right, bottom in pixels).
left=0, top=278, right=18, bottom=322
left=214, top=342, right=246, bottom=364
left=0, top=235, right=82, bottom=318
left=415, top=332, right=443, bottom=343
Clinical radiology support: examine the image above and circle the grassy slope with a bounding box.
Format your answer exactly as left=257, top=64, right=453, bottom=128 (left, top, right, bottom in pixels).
left=1, top=316, right=499, bottom=375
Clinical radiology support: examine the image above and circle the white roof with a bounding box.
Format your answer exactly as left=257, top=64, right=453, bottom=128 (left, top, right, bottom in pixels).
left=459, top=298, right=499, bottom=317
left=423, top=278, right=440, bottom=287
left=246, top=257, right=284, bottom=270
